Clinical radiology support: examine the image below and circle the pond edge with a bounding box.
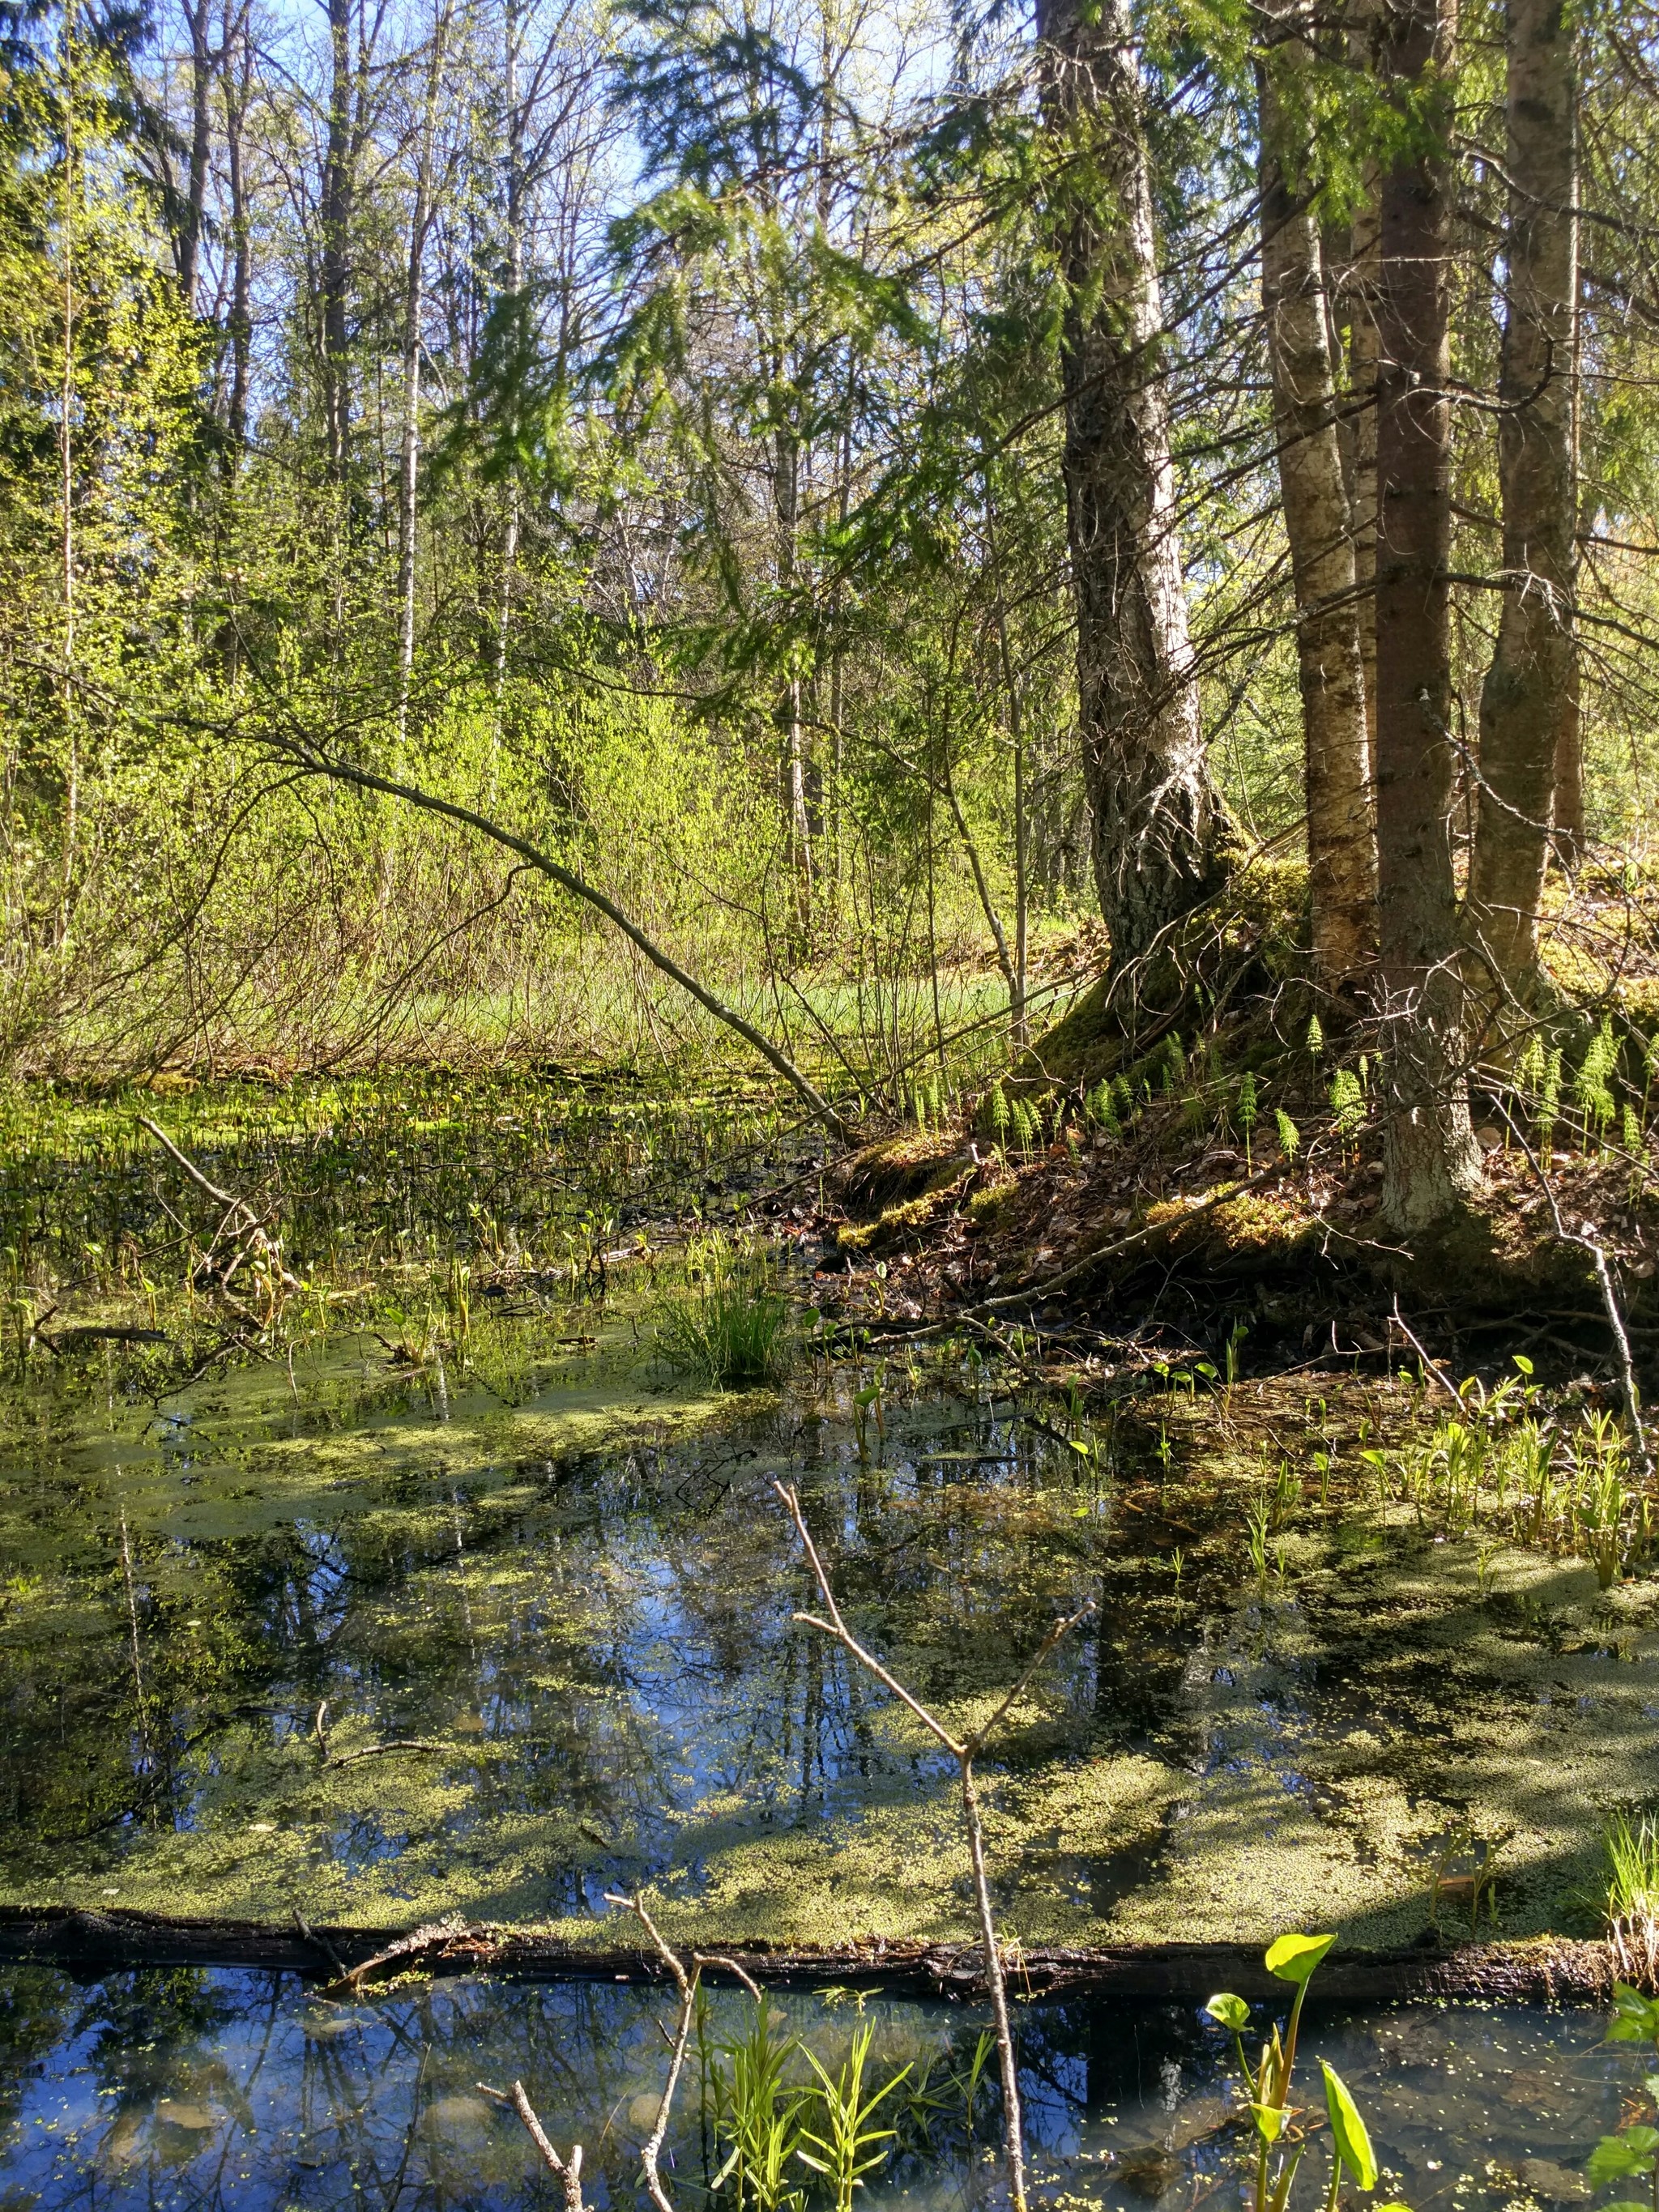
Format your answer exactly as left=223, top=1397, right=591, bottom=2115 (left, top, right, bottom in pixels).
left=0, top=1907, right=1623, bottom=2006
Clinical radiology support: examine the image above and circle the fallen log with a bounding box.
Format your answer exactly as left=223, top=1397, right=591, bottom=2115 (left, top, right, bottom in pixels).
left=0, top=1905, right=1620, bottom=2006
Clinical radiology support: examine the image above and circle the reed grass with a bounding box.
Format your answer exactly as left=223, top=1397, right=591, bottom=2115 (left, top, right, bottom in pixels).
left=655, top=1243, right=791, bottom=1386
left=1606, top=1812, right=1659, bottom=1989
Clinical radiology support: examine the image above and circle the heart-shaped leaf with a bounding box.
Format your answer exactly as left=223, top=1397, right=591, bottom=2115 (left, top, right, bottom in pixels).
left=1205, top=1993, right=1250, bottom=2032
left=1264, top=1933, right=1337, bottom=1986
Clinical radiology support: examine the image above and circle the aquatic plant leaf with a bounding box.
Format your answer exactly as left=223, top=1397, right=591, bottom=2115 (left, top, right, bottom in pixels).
left=1609, top=1986, right=1659, bottom=2043
left=1589, top=2133, right=1659, bottom=2184
left=1264, top=1932, right=1337, bottom=1985
left=1249, top=2101, right=1287, bottom=2145
left=1205, top=1993, right=1249, bottom=2031
left=1320, top=2061, right=1377, bottom=2190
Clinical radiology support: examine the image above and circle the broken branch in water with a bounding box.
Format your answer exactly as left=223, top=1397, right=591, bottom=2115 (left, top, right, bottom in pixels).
left=479, top=2081, right=586, bottom=2212
left=136, top=1114, right=301, bottom=1320
left=774, top=1478, right=1093, bottom=2212
left=603, top=1890, right=701, bottom=2212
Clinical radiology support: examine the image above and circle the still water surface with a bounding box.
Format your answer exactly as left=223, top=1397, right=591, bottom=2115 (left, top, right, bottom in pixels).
left=0, top=1969, right=1636, bottom=2212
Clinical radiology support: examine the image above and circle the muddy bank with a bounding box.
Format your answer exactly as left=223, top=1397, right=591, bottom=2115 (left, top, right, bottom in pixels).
left=0, top=1903, right=1620, bottom=2005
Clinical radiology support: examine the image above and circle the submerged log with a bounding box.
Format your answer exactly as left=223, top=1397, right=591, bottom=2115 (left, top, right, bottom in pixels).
left=0, top=1905, right=1620, bottom=2006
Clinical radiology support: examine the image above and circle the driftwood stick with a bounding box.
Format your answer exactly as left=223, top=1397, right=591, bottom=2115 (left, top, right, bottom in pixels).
left=774, top=1481, right=1091, bottom=2212
left=291, top=1906, right=348, bottom=1981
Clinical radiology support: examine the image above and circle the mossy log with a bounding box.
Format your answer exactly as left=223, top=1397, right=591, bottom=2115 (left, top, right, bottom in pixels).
left=0, top=1905, right=1619, bottom=2006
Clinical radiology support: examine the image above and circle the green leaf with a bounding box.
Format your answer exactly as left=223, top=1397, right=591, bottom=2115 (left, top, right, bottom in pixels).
left=1264, top=1932, right=1337, bottom=1986
left=1205, top=1992, right=1250, bottom=2031
left=1589, top=2133, right=1658, bottom=2185
left=1320, top=2061, right=1378, bottom=2191
left=1609, top=1985, right=1659, bottom=2042
left=1250, top=2101, right=1287, bottom=2146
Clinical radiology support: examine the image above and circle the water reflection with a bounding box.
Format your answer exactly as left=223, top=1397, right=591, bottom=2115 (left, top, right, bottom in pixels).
left=0, top=1965, right=1638, bottom=2212
left=0, top=1369, right=1119, bottom=1920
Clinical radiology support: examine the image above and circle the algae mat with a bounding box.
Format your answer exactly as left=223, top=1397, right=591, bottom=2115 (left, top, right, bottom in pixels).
left=0, top=1344, right=1652, bottom=1948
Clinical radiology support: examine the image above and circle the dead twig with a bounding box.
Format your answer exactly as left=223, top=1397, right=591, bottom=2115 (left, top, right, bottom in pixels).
left=1388, top=1298, right=1465, bottom=1408
left=693, top=1950, right=763, bottom=2000
left=290, top=1906, right=348, bottom=1981
left=479, top=2082, right=586, bottom=2212
left=603, top=1890, right=701, bottom=2212
left=774, top=1480, right=1092, bottom=2212
left=1493, top=1099, right=1653, bottom=1475
left=136, top=1115, right=301, bottom=1317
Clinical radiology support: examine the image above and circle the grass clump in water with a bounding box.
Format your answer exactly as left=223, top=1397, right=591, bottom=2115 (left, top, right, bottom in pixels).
left=656, top=1240, right=791, bottom=1387
left=1606, top=1812, right=1659, bottom=1986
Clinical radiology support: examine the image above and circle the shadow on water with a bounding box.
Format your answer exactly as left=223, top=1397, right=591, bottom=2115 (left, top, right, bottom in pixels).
left=0, top=1964, right=1640, bottom=2210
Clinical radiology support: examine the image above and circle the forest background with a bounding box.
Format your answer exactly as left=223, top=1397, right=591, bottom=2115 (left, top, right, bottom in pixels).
left=1, top=0, right=1653, bottom=1236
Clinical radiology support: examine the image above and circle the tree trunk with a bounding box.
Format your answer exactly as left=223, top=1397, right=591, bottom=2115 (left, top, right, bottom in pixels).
left=320, top=0, right=355, bottom=480
left=1257, top=23, right=1376, bottom=982
left=178, top=0, right=215, bottom=312
left=1554, top=416, right=1589, bottom=863
left=1467, top=0, right=1577, bottom=1004
left=493, top=0, right=523, bottom=728
left=223, top=0, right=252, bottom=455
left=774, top=424, right=812, bottom=930
left=1038, top=0, right=1235, bottom=974
left=1346, top=0, right=1381, bottom=765
left=1372, top=0, right=1483, bottom=1230
left=396, top=11, right=446, bottom=755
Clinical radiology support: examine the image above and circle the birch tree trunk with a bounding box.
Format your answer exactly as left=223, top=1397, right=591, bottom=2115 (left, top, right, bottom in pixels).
left=1373, top=0, right=1483, bottom=1230
left=494, top=0, right=522, bottom=729
left=1257, top=15, right=1376, bottom=982
left=223, top=0, right=253, bottom=456
left=178, top=0, right=215, bottom=312
left=1038, top=0, right=1235, bottom=974
left=1467, top=0, right=1577, bottom=1004
left=395, top=7, right=448, bottom=754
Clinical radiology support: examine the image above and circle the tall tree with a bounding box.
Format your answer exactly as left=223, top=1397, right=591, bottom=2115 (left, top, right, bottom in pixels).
left=394, top=0, right=451, bottom=749
left=176, top=0, right=215, bottom=307
left=1466, top=0, right=1578, bottom=1007
left=1372, top=0, right=1482, bottom=1229
left=1257, top=3, right=1375, bottom=984
left=1038, top=0, right=1235, bottom=974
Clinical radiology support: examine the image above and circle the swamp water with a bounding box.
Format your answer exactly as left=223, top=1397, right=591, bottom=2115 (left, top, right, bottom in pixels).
left=0, top=1970, right=1644, bottom=2210
left=2, top=1322, right=1658, bottom=1945
left=2, top=1077, right=1659, bottom=2202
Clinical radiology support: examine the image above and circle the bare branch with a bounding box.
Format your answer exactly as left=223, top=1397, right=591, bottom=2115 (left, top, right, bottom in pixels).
left=693, top=1951, right=764, bottom=2000
left=477, top=2081, right=586, bottom=2212
left=774, top=1482, right=1091, bottom=2212
left=603, top=1890, right=700, bottom=2212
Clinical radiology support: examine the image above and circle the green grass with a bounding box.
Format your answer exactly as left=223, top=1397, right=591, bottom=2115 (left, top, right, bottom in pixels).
left=655, top=1245, right=791, bottom=1387
left=1606, top=1811, right=1659, bottom=1928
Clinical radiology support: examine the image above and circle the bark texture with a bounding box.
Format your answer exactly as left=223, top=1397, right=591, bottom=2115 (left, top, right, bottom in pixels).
left=1372, top=0, right=1483, bottom=1230
left=1346, top=0, right=1382, bottom=765
left=1467, top=0, right=1577, bottom=1003
left=1258, top=25, right=1376, bottom=982
left=1039, top=0, right=1235, bottom=973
